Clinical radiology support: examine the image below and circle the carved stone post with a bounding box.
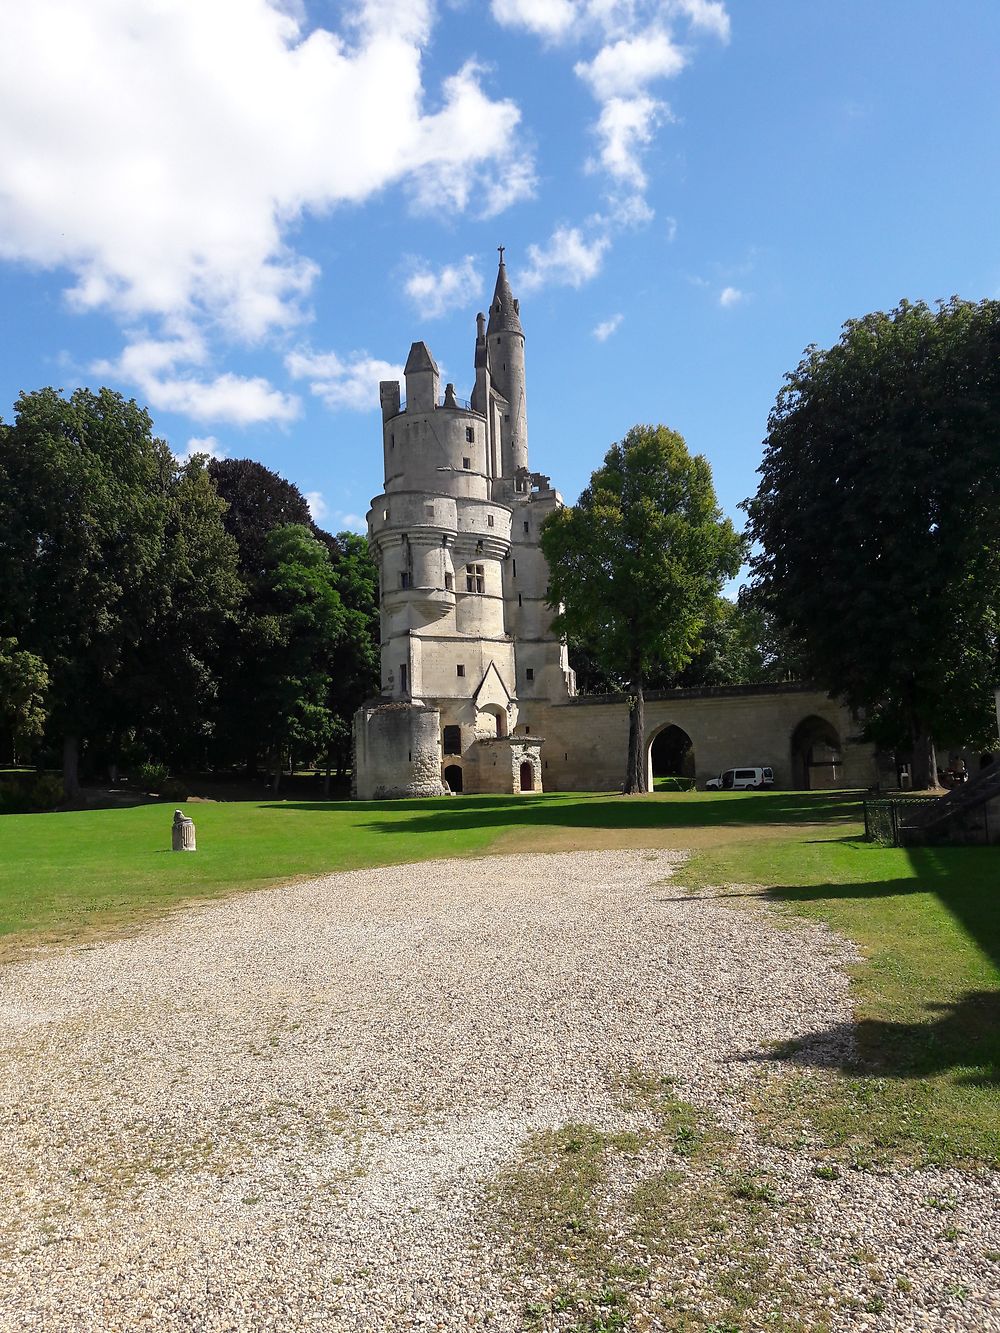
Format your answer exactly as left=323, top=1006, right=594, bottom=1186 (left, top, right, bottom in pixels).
left=171, top=809, right=196, bottom=852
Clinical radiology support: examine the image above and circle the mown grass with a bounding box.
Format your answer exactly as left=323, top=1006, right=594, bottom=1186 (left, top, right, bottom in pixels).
left=1, top=787, right=997, bottom=1167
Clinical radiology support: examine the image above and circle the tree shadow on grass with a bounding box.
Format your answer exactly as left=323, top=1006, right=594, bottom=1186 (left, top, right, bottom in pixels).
left=757, top=990, right=1000, bottom=1088
left=766, top=844, right=1000, bottom=972
left=263, top=790, right=863, bottom=834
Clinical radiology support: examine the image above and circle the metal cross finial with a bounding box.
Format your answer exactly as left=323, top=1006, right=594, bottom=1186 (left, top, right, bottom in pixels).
left=498, top=244, right=505, bottom=263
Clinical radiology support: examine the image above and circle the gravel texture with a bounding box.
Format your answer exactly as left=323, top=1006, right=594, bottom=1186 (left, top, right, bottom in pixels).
left=0, top=850, right=997, bottom=1331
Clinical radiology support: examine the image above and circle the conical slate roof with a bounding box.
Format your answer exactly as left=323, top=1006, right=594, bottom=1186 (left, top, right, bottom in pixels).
left=486, top=260, right=523, bottom=336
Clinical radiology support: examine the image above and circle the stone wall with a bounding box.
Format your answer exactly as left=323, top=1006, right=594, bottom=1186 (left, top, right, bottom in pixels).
left=353, top=702, right=447, bottom=800
left=527, top=684, right=875, bottom=792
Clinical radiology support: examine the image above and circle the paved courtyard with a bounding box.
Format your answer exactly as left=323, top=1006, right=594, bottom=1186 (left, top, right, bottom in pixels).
left=1, top=851, right=996, bottom=1331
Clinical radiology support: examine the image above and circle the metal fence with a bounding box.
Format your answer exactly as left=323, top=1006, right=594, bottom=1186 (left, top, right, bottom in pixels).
left=863, top=796, right=940, bottom=847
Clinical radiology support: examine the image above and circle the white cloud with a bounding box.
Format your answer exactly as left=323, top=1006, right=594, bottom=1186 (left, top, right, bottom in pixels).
left=404, top=255, right=483, bottom=320
left=719, top=285, right=746, bottom=308
left=332, top=510, right=367, bottom=534
left=490, top=0, right=577, bottom=39
left=589, top=94, right=666, bottom=188
left=304, top=490, right=329, bottom=521
left=0, top=0, right=533, bottom=345
left=286, top=347, right=405, bottom=412
left=490, top=1, right=730, bottom=216
left=575, top=30, right=685, bottom=100
left=517, top=226, right=611, bottom=293
left=665, top=215, right=678, bottom=243
left=93, top=333, right=300, bottom=425
left=674, top=0, right=731, bottom=42
left=592, top=313, right=623, bottom=340
left=174, top=435, right=228, bottom=464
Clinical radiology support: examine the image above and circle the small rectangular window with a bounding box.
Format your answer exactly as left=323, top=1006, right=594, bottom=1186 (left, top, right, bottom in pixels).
left=444, top=571, right=454, bottom=591
left=523, top=520, right=529, bottom=534
left=512, top=559, right=517, bottom=578
left=443, top=725, right=461, bottom=755
left=525, top=726, right=530, bottom=735
left=456, top=664, right=465, bottom=677
left=526, top=668, right=534, bottom=682
left=400, top=572, right=411, bottom=589
left=518, top=593, right=522, bottom=607
left=462, top=456, right=471, bottom=470
left=390, top=434, right=395, bottom=448
left=383, top=509, right=390, bottom=521
left=399, top=664, right=408, bottom=694
left=488, top=514, right=494, bottom=527
left=465, top=563, right=485, bottom=593
left=465, top=426, right=474, bottom=443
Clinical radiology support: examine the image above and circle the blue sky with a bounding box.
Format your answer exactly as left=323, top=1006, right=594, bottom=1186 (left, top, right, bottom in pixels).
left=1, top=0, right=998, bottom=546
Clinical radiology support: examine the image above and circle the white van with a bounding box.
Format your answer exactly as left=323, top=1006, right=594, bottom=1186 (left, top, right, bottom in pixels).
left=705, top=766, right=774, bottom=791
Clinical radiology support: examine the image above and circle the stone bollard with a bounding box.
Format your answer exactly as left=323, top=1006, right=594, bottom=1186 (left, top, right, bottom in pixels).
left=171, top=809, right=197, bottom=852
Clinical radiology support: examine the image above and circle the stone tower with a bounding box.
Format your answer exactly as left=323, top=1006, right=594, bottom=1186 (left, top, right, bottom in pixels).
left=353, top=253, right=575, bottom=799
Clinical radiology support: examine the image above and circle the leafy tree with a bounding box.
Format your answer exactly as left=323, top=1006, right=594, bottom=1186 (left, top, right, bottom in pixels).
left=116, top=459, right=242, bottom=769
left=208, top=458, right=314, bottom=581
left=542, top=424, right=744, bottom=792
left=324, top=531, right=380, bottom=783
left=0, top=639, right=49, bottom=762
left=744, top=298, right=1000, bottom=788
left=0, top=388, right=175, bottom=796
left=251, top=524, right=347, bottom=788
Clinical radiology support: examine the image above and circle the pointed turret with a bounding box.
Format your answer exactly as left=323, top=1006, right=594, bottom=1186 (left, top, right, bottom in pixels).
left=487, top=256, right=523, bottom=336
left=484, top=248, right=528, bottom=476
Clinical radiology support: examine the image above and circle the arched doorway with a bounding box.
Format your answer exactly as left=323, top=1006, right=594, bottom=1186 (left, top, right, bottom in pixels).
left=444, top=763, right=463, bottom=793
left=791, top=716, right=842, bottom=789
left=519, top=760, right=534, bottom=792
left=647, top=724, right=695, bottom=789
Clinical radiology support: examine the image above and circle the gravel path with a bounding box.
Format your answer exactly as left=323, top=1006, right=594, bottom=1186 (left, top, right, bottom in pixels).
left=0, top=850, right=996, bottom=1331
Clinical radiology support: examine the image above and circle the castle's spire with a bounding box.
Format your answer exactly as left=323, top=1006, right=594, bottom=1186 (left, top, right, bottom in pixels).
left=487, top=249, right=523, bottom=337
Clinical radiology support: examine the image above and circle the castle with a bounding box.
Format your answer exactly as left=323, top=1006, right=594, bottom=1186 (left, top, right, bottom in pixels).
left=353, top=256, right=875, bottom=799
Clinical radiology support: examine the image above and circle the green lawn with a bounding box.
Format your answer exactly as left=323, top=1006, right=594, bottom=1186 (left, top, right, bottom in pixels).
left=1, top=787, right=997, bottom=1165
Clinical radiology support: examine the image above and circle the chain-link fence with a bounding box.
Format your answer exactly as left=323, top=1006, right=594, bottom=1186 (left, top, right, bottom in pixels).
left=863, top=796, right=940, bottom=846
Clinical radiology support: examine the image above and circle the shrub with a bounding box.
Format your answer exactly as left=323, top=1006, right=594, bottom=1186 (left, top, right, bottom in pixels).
left=159, top=777, right=188, bottom=801
left=136, top=761, right=170, bottom=792
left=28, top=774, right=64, bottom=810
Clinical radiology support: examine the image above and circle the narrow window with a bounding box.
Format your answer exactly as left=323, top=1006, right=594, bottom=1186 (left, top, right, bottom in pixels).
left=525, top=726, right=531, bottom=735
left=488, top=514, right=494, bottom=528
left=399, top=664, right=408, bottom=694
left=462, top=456, right=471, bottom=470
left=456, top=664, right=465, bottom=678
left=444, top=571, right=454, bottom=591
left=512, top=559, right=517, bottom=578
left=526, top=668, right=534, bottom=682
left=400, top=571, right=411, bottom=589
left=465, top=426, right=474, bottom=443
left=518, top=593, right=522, bottom=607
left=523, top=520, right=529, bottom=534
left=390, top=433, right=395, bottom=449
left=465, top=563, right=485, bottom=593
left=383, top=509, right=390, bottom=521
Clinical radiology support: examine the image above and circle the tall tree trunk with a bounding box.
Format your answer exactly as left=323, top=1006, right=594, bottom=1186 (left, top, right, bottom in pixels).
left=63, top=734, right=81, bottom=801
left=910, top=722, right=938, bottom=790
left=624, top=669, right=647, bottom=794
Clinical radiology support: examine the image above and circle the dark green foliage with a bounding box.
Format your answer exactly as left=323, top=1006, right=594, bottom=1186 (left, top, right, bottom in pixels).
left=207, top=457, right=313, bottom=582
left=745, top=298, right=1000, bottom=787
left=0, top=387, right=241, bottom=792
left=542, top=425, right=744, bottom=790
left=0, top=638, right=49, bottom=760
